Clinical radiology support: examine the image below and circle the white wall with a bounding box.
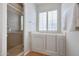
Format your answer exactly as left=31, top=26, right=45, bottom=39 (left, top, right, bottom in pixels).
left=0, top=3, right=3, bottom=56
left=36, top=3, right=61, bottom=12
left=0, top=3, right=7, bottom=56
left=61, top=3, right=79, bottom=56
left=61, top=3, right=75, bottom=32
left=36, top=3, right=61, bottom=32
left=27, top=4, right=36, bottom=32
left=24, top=3, right=36, bottom=52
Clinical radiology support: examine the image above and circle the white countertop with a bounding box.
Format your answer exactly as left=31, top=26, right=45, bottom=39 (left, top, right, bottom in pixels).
left=31, top=32, right=65, bottom=36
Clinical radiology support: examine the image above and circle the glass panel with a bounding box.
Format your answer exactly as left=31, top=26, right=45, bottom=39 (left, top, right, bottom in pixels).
left=39, top=12, right=47, bottom=31
left=48, top=10, right=57, bottom=31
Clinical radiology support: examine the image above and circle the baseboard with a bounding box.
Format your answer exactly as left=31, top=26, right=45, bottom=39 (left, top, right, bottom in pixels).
left=32, top=49, right=48, bottom=55
left=24, top=50, right=31, bottom=56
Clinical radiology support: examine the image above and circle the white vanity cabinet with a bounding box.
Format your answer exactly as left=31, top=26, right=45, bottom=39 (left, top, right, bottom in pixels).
left=57, top=35, right=66, bottom=56
left=46, top=34, right=58, bottom=55
left=31, top=34, right=46, bottom=53
left=31, top=33, right=66, bottom=56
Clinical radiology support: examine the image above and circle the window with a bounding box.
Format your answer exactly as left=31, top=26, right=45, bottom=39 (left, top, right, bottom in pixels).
left=20, top=16, right=24, bottom=31
left=38, top=10, right=57, bottom=32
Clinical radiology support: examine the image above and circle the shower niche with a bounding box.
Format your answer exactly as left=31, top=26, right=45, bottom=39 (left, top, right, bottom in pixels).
left=7, top=3, right=24, bottom=56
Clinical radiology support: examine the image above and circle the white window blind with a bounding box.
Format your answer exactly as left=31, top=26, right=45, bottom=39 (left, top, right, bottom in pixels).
left=38, top=10, right=57, bottom=32
left=48, top=10, right=57, bottom=31
left=39, top=12, right=47, bottom=31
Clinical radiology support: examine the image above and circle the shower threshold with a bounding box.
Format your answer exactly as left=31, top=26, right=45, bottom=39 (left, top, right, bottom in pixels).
left=7, top=44, right=24, bottom=56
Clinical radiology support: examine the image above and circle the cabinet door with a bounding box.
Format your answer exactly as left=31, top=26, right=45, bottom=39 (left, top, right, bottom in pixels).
left=46, top=35, right=57, bottom=55
left=57, top=35, right=66, bottom=56
left=31, top=34, right=46, bottom=52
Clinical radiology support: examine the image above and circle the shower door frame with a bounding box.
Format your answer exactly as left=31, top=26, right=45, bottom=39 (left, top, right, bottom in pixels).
left=7, top=3, right=24, bottom=56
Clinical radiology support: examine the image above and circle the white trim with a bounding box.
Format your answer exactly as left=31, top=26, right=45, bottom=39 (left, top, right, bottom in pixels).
left=1, top=3, right=7, bottom=56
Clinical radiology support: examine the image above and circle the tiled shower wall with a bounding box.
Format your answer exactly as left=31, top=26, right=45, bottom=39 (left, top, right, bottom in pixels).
left=7, top=5, right=21, bottom=32
left=7, top=32, right=23, bottom=50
